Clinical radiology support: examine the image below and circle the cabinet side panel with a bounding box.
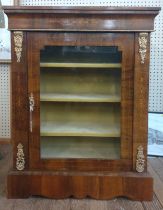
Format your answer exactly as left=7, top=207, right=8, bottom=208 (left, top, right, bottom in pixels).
left=11, top=32, right=29, bottom=170
left=133, top=33, right=150, bottom=171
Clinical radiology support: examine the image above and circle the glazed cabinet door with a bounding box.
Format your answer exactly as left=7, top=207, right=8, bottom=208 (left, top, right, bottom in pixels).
left=28, top=32, right=134, bottom=171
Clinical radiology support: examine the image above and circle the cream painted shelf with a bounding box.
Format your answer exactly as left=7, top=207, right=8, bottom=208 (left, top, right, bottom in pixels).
left=40, top=62, right=122, bottom=68
left=40, top=103, right=120, bottom=137
left=41, top=121, right=120, bottom=137
left=40, top=93, right=121, bottom=102
left=41, top=137, right=120, bottom=159
left=40, top=68, right=121, bottom=101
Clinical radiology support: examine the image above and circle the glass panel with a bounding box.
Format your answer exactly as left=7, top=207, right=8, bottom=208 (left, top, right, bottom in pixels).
left=40, top=46, right=122, bottom=159
left=40, top=46, right=121, bottom=63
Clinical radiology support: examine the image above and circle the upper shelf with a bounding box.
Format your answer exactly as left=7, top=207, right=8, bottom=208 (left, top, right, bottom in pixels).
left=40, top=63, right=122, bottom=68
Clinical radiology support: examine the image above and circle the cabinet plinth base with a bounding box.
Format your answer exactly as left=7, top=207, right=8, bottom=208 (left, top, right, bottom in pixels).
left=7, top=170, right=153, bottom=201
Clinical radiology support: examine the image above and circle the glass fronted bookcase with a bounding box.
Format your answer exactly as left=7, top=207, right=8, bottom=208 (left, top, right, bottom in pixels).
left=4, top=6, right=160, bottom=200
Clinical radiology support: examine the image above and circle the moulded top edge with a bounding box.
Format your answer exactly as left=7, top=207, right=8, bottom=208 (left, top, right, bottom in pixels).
left=3, top=6, right=161, bottom=15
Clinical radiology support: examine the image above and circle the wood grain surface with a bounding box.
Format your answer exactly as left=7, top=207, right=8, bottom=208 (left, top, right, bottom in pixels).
left=3, top=6, right=160, bottom=31
left=0, top=145, right=163, bottom=210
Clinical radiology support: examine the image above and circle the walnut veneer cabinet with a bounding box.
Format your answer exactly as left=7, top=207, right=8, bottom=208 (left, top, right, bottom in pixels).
left=4, top=6, right=160, bottom=200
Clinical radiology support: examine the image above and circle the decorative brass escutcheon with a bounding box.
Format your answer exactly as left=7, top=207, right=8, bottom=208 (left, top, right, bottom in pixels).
left=14, top=31, right=23, bottom=62
left=16, top=143, right=25, bottom=171
left=29, top=93, right=35, bottom=132
left=138, top=32, right=148, bottom=64
left=136, top=145, right=145, bottom=173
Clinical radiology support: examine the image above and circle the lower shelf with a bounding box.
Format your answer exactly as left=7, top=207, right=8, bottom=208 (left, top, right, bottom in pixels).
left=7, top=170, right=153, bottom=200
left=41, top=137, right=120, bottom=159
left=40, top=93, right=121, bottom=102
